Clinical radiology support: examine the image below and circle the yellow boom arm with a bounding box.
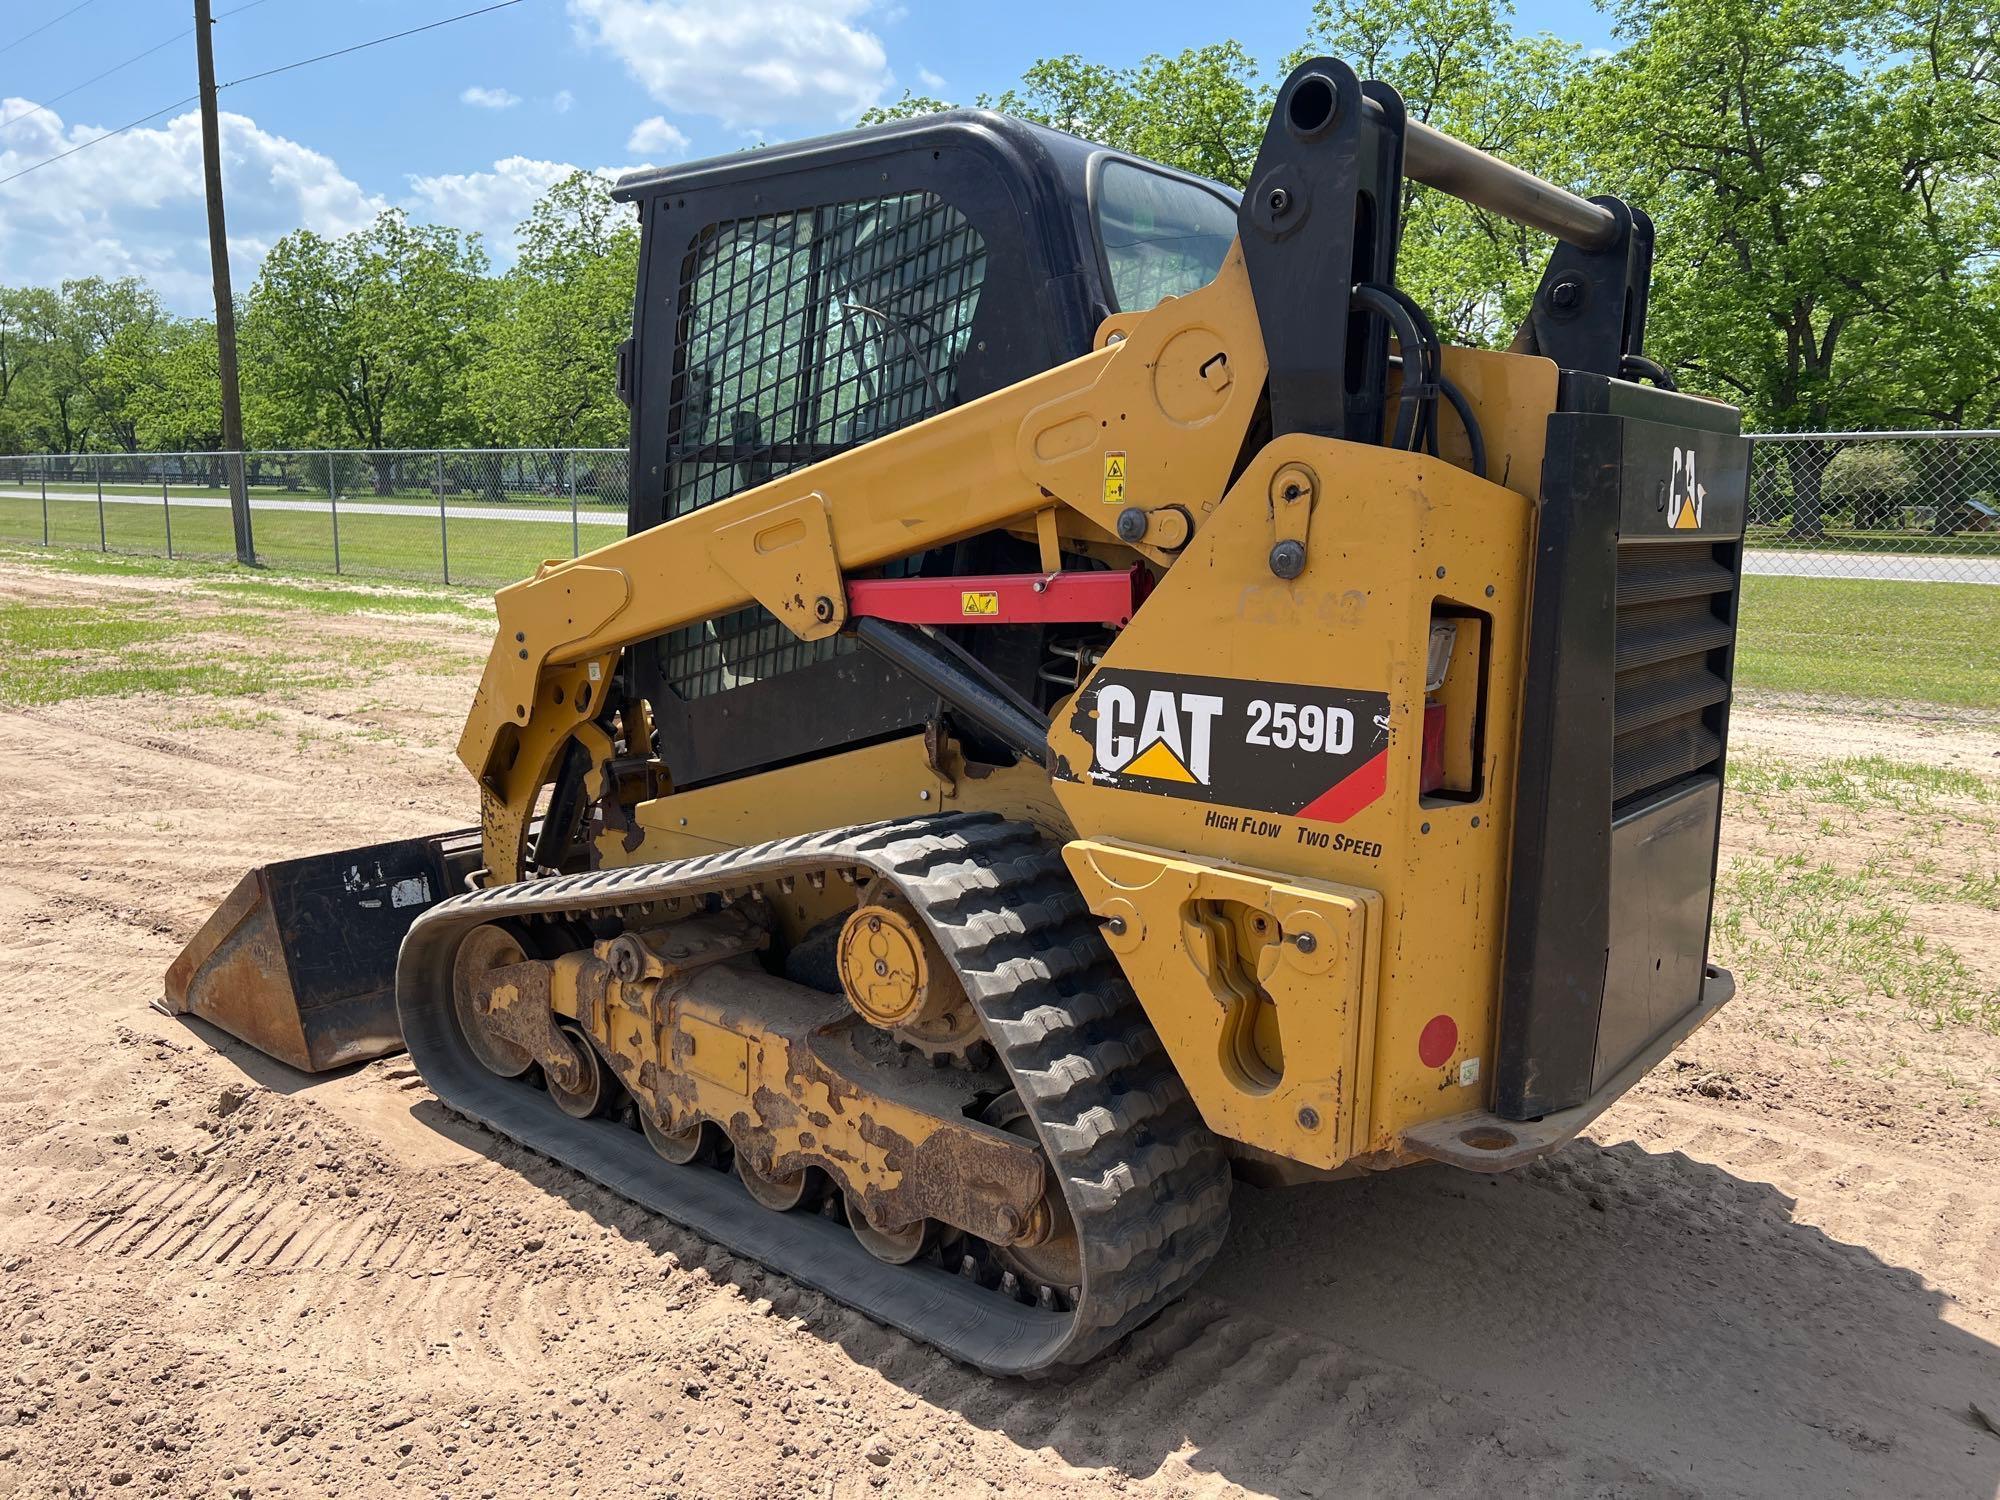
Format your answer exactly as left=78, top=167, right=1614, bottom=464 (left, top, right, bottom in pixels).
left=458, top=248, right=1270, bottom=881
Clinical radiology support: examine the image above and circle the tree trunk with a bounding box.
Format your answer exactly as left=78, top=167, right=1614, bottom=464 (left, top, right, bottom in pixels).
left=1932, top=440, right=1967, bottom=535
left=1784, top=443, right=1831, bottom=540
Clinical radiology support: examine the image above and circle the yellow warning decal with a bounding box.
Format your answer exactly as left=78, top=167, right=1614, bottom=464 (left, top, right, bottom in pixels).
left=1102, top=451, right=1128, bottom=506
left=1124, top=739, right=1197, bottom=783
left=960, top=590, right=999, bottom=617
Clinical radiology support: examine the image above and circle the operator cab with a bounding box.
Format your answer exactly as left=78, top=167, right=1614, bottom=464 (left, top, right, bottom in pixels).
left=611, top=113, right=1239, bottom=787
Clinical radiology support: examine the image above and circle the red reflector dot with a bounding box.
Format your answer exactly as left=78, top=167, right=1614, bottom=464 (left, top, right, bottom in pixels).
left=1418, top=1014, right=1458, bottom=1069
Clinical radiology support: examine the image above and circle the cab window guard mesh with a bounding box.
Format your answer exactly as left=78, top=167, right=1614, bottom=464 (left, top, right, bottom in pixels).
left=660, top=191, right=987, bottom=698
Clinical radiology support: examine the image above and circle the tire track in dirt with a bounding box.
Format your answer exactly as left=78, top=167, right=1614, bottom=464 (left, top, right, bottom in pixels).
left=4, top=560, right=1997, bottom=1499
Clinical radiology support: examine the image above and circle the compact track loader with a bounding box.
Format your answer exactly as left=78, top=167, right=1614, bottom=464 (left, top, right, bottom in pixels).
left=167, top=59, right=1749, bottom=1374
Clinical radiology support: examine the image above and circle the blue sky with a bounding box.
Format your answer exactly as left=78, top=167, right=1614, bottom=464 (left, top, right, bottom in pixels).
left=0, top=0, right=1617, bottom=312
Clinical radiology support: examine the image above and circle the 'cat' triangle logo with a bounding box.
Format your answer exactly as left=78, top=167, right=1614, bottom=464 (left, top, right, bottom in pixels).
left=1668, top=446, right=1706, bottom=530
left=1124, top=738, right=1197, bottom=782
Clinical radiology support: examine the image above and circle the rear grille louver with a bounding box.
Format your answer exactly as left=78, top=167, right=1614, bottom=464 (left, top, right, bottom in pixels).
left=1613, top=539, right=1737, bottom=808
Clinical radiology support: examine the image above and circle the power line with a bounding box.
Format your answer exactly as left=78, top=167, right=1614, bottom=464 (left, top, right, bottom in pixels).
left=218, top=0, right=526, bottom=91
left=0, top=32, right=188, bottom=136
left=0, top=0, right=100, bottom=58
left=0, top=2, right=282, bottom=139
left=0, top=0, right=526, bottom=191
left=0, top=94, right=199, bottom=188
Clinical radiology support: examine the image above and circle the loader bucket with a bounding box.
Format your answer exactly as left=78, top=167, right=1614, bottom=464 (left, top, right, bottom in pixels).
left=162, top=832, right=477, bottom=1073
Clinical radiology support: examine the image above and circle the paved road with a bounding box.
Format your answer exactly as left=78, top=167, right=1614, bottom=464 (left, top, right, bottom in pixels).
left=22, top=489, right=2000, bottom=580
left=1741, top=548, right=2000, bottom=585
left=29, top=488, right=625, bottom=527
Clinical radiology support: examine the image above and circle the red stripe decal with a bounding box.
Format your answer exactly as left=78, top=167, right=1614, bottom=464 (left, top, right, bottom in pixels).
left=1294, top=749, right=1389, bottom=824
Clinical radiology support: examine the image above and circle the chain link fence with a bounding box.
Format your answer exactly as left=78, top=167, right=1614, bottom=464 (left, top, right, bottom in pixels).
left=1746, top=431, right=2000, bottom=584
left=2, top=436, right=1997, bottom=590
left=0, top=448, right=629, bottom=588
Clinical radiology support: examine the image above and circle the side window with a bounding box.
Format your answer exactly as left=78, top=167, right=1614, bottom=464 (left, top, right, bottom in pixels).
left=661, top=193, right=987, bottom=698
left=1095, top=160, right=1238, bottom=313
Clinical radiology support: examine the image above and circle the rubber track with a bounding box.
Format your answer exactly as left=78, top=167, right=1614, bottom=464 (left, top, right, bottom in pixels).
left=396, top=812, right=1232, bottom=1374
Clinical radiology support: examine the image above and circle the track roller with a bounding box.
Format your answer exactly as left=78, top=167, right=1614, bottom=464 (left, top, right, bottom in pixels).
left=846, top=1199, right=931, bottom=1265
left=642, top=1112, right=711, bottom=1165
left=546, top=1023, right=614, bottom=1119
left=736, top=1151, right=813, bottom=1213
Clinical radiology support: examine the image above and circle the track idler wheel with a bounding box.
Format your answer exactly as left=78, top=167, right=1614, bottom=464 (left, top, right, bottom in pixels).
left=451, top=925, right=535, bottom=1079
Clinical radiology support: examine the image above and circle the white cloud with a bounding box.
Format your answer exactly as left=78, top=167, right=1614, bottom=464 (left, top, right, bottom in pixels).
left=625, top=116, right=690, bottom=159
left=568, top=0, right=890, bottom=127
left=404, top=156, right=614, bottom=257
left=460, top=85, right=522, bottom=110
left=917, top=67, right=946, bottom=93
left=551, top=89, right=575, bottom=114
left=0, top=100, right=383, bottom=308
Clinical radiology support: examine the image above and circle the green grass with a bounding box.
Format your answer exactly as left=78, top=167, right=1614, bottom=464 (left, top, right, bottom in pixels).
left=0, top=573, right=478, bottom=709
left=0, top=598, right=348, bottom=707
left=1717, top=750, right=2000, bottom=1034
left=0, top=491, right=581, bottom=587
left=1733, top=575, right=2000, bottom=709
left=1745, top=521, right=2000, bottom=557
left=0, top=545, right=494, bottom=618
left=1717, top=850, right=1996, bottom=1033
left=1, top=478, right=623, bottom=514
left=1727, top=752, right=1997, bottom=811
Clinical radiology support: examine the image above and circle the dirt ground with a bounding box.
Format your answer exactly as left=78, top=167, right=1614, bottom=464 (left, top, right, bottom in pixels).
left=2, top=558, right=1996, bottom=1500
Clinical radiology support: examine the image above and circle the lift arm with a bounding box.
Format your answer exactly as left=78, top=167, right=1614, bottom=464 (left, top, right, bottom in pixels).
left=459, top=247, right=1269, bottom=881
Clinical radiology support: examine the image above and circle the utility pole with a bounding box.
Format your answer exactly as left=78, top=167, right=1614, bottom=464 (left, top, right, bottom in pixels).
left=194, top=0, right=254, bottom=565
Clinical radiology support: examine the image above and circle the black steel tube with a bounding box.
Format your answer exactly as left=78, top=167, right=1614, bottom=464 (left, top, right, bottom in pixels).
left=1387, top=111, right=1619, bottom=252
left=851, top=617, right=1052, bottom=768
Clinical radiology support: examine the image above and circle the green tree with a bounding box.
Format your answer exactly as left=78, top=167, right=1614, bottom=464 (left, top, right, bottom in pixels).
left=1593, top=0, right=1999, bottom=531
left=69, top=277, right=167, bottom=452
left=246, top=210, right=491, bottom=486
left=862, top=45, right=1272, bottom=188
left=125, top=317, right=223, bottom=453
left=0, top=277, right=164, bottom=452
left=1300, top=0, right=1589, bottom=345
left=0, top=290, right=42, bottom=453
left=468, top=172, right=638, bottom=468
left=856, top=92, right=953, bottom=127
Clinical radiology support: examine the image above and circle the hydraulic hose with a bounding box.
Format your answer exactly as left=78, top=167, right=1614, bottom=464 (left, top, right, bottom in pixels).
left=1437, top=372, right=1487, bottom=480
left=1619, top=353, right=1678, bottom=390
left=1368, top=280, right=1488, bottom=483
left=1351, top=284, right=1425, bottom=452
left=1375, top=283, right=1444, bottom=453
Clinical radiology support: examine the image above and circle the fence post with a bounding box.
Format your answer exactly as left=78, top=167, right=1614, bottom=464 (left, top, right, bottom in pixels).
left=96, top=458, right=106, bottom=552
left=436, top=453, right=450, bottom=585
left=327, top=455, right=342, bottom=575
left=39, top=463, right=48, bottom=546
left=569, top=458, right=580, bottom=558
left=163, top=467, right=174, bottom=558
